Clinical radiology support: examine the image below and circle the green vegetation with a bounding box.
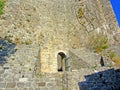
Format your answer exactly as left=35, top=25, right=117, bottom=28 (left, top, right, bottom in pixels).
left=29, top=68, right=32, bottom=71
left=0, top=0, right=6, bottom=15
left=109, top=51, right=116, bottom=59
left=106, top=51, right=120, bottom=67
left=0, top=45, right=3, bottom=49
left=37, top=73, right=44, bottom=78
left=24, top=39, right=32, bottom=45
left=11, top=58, right=15, bottom=60
left=92, top=64, right=98, bottom=69
left=26, top=19, right=30, bottom=22
left=88, top=34, right=120, bottom=67
left=78, top=7, right=84, bottom=18
left=112, top=56, right=120, bottom=67
left=62, top=88, right=65, bottom=90
left=22, top=39, right=32, bottom=45
left=89, top=35, right=109, bottom=53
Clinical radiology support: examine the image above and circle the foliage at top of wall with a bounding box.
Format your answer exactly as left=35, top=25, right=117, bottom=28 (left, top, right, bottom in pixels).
left=0, top=0, right=6, bottom=15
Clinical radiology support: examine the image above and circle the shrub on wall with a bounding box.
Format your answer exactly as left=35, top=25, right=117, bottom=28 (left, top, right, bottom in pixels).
left=88, top=34, right=109, bottom=53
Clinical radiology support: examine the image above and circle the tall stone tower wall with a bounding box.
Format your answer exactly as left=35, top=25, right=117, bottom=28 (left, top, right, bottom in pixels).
left=1, top=0, right=119, bottom=73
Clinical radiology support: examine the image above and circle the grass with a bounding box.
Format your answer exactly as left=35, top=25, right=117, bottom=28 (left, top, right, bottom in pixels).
left=89, top=35, right=109, bottom=53
left=62, top=88, right=65, bottom=90
left=112, top=57, right=120, bottom=67
left=107, top=51, right=120, bottom=67
left=92, top=64, right=98, bottom=69
left=109, top=51, right=116, bottom=59
left=0, top=0, right=6, bottom=15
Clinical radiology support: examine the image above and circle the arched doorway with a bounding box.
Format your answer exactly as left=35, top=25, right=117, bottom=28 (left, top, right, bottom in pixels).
left=57, top=52, right=66, bottom=72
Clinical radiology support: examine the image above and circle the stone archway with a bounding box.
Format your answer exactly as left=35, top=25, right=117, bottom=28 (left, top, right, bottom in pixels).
left=57, top=52, right=66, bottom=72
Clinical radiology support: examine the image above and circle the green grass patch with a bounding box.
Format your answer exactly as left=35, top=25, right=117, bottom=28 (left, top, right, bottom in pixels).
left=0, top=0, right=6, bottom=15
left=91, top=36, right=109, bottom=53
left=109, top=51, right=116, bottom=59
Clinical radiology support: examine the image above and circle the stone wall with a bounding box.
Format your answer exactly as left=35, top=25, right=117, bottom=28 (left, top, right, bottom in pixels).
left=69, top=49, right=89, bottom=70
left=0, top=0, right=120, bottom=73
left=63, top=67, right=119, bottom=90
left=0, top=0, right=120, bottom=90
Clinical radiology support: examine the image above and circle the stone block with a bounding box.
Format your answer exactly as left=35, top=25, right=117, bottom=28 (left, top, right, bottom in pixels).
left=6, top=82, right=16, bottom=88
left=17, top=82, right=24, bottom=88
left=0, top=78, right=4, bottom=82
left=0, top=83, right=6, bottom=88
left=19, top=78, right=28, bottom=82
left=29, top=88, right=35, bottom=90
left=48, top=87, right=57, bottom=90
left=23, top=88, right=29, bottom=90
left=31, top=82, right=38, bottom=88
left=0, top=70, right=4, bottom=74
left=38, top=82, right=46, bottom=87
left=47, top=82, right=55, bottom=87
left=23, top=82, right=31, bottom=88
left=4, top=88, right=17, bottom=90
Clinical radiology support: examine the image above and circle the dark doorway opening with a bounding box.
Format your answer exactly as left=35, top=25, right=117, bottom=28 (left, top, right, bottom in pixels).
left=57, top=52, right=66, bottom=72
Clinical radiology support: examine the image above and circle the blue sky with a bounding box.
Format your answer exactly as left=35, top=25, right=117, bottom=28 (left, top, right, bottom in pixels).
left=110, top=0, right=120, bottom=27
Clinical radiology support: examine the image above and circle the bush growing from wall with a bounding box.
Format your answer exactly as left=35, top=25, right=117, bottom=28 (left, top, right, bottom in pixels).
left=88, top=34, right=109, bottom=53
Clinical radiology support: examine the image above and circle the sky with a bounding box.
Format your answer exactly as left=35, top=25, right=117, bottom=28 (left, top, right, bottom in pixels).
left=110, top=0, right=120, bottom=27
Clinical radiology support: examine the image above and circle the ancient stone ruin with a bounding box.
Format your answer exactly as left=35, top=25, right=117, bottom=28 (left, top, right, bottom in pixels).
left=0, top=0, right=120, bottom=90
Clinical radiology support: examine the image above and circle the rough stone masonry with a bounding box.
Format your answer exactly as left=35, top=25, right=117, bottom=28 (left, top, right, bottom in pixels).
left=0, top=0, right=120, bottom=90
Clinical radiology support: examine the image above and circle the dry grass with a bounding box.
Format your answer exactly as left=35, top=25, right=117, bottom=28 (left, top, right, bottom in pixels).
left=87, top=34, right=109, bottom=53
left=112, top=57, right=120, bottom=67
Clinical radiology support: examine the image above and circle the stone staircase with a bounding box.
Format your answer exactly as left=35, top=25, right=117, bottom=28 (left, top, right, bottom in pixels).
left=63, top=48, right=117, bottom=90
left=69, top=48, right=116, bottom=70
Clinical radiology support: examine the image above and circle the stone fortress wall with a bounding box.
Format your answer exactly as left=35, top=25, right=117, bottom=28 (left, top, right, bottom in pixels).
left=0, top=0, right=120, bottom=90
left=0, top=0, right=119, bottom=73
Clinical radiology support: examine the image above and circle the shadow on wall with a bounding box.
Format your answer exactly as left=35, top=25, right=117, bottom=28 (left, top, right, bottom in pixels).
left=0, top=38, right=16, bottom=65
left=78, top=68, right=120, bottom=90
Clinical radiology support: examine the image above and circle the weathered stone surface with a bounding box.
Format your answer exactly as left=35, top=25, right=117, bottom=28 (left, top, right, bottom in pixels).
left=0, top=78, right=4, bottom=82
left=0, top=70, right=4, bottom=74
left=0, top=83, right=6, bottom=88
left=29, top=88, right=35, bottom=90
left=38, top=82, right=46, bottom=87
left=17, top=82, right=24, bottom=88
left=0, top=0, right=119, bottom=90
left=23, top=88, right=29, bottom=90
left=6, top=82, right=16, bottom=88
left=19, top=78, right=28, bottom=82
left=47, top=82, right=55, bottom=87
